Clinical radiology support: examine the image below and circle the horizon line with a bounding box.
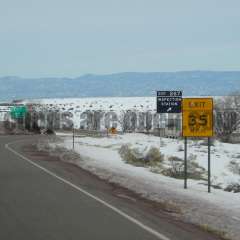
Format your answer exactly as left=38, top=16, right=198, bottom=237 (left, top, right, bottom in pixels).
left=1, top=69, right=240, bottom=79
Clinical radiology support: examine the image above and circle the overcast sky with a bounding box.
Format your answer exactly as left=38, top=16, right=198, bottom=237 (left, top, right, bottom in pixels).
left=0, top=0, right=239, bottom=77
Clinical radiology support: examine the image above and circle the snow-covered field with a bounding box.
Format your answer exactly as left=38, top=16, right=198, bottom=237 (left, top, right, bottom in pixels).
left=48, top=132, right=240, bottom=240
left=23, top=97, right=157, bottom=112
left=24, top=97, right=159, bottom=128
left=59, top=133, right=240, bottom=189
left=21, top=97, right=224, bottom=133
left=2, top=97, right=163, bottom=131
left=23, top=96, right=221, bottom=114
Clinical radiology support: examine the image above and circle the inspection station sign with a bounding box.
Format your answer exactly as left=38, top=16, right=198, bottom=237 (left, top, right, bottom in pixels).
left=182, top=98, right=213, bottom=137
left=157, top=91, right=182, bottom=113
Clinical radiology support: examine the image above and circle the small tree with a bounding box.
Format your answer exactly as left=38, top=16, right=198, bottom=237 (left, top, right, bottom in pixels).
left=214, top=93, right=240, bottom=142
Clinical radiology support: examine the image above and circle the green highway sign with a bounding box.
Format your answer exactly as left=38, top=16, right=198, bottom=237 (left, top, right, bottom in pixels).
left=10, top=106, right=28, bottom=119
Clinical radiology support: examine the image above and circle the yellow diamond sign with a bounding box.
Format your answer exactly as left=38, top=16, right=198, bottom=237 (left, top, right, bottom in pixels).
left=182, top=98, right=213, bottom=137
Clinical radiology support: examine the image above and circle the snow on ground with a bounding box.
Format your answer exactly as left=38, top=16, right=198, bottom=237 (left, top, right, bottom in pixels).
left=23, top=97, right=221, bottom=114
left=51, top=132, right=240, bottom=240
left=23, top=97, right=158, bottom=126
left=23, top=97, right=157, bottom=112
left=21, top=96, right=225, bottom=133
left=22, top=97, right=159, bottom=130
left=58, top=133, right=240, bottom=189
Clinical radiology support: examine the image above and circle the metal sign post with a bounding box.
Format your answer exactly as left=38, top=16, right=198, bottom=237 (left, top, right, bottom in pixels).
left=159, top=127, right=161, bottom=148
left=72, top=126, right=75, bottom=149
left=208, top=137, right=211, bottom=193
left=184, top=137, right=187, bottom=189
left=182, top=98, right=213, bottom=193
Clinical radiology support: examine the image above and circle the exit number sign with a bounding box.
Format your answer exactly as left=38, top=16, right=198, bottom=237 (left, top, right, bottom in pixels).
left=182, top=98, right=213, bottom=137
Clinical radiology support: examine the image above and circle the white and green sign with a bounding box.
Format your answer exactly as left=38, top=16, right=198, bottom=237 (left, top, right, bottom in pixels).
left=10, top=106, right=28, bottom=119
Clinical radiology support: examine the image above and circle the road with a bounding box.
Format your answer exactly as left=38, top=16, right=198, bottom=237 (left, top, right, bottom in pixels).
left=0, top=135, right=223, bottom=240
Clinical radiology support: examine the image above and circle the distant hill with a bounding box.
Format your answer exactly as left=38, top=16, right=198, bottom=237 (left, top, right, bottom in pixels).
left=0, top=71, right=240, bottom=101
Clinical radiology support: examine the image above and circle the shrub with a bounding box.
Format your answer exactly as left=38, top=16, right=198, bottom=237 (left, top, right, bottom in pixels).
left=119, top=144, right=145, bottom=166
left=145, top=147, right=164, bottom=165
left=214, top=94, right=240, bottom=143
left=162, top=156, right=184, bottom=178
left=228, top=160, right=240, bottom=175
left=162, top=155, right=206, bottom=180
left=224, top=183, right=240, bottom=193
left=119, top=145, right=164, bottom=167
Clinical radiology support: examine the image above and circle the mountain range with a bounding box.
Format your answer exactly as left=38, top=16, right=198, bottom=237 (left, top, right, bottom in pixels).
left=0, top=71, right=240, bottom=101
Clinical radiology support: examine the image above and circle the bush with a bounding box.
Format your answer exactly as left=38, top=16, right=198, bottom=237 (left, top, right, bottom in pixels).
left=119, top=144, right=144, bottom=166
left=214, top=94, right=240, bottom=143
left=162, top=155, right=206, bottom=180
left=119, top=145, right=164, bottom=167
left=224, top=183, right=240, bottom=193
left=228, top=160, right=240, bottom=175
left=162, top=156, right=184, bottom=178
left=145, top=147, right=164, bottom=165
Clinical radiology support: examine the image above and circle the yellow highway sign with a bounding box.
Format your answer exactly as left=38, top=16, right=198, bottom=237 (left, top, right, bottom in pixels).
left=182, top=98, right=213, bottom=137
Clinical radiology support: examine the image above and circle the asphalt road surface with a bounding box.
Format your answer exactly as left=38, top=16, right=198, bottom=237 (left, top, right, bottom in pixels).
left=0, top=135, right=223, bottom=240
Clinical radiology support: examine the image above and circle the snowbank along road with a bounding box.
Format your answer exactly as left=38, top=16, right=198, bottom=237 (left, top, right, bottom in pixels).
left=0, top=135, right=224, bottom=240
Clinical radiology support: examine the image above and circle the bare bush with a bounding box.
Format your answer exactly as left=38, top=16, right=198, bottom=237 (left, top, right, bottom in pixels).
left=214, top=94, right=240, bottom=142
left=228, top=160, right=240, bottom=175
left=162, top=155, right=206, bottom=180
left=224, top=183, right=240, bottom=193
left=119, top=144, right=164, bottom=167
left=119, top=144, right=144, bottom=166
left=162, top=156, right=184, bottom=178
left=145, top=147, right=164, bottom=165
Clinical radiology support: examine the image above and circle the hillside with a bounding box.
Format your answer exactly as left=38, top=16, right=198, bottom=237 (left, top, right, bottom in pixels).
left=1, top=71, right=240, bottom=101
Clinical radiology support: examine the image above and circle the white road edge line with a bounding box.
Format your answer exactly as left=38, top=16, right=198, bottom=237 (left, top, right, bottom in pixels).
left=5, top=141, right=171, bottom=240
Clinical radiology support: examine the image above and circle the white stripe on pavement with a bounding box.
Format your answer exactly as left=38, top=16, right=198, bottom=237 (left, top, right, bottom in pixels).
left=5, top=141, right=171, bottom=240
